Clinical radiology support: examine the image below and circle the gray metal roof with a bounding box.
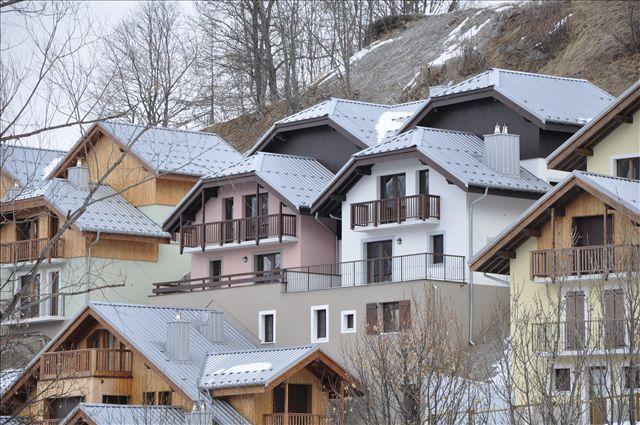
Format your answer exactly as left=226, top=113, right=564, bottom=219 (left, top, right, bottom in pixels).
left=433, top=68, right=613, bottom=126
left=0, top=369, right=23, bottom=398
left=8, top=179, right=169, bottom=239
left=577, top=172, right=640, bottom=215
left=61, top=403, right=186, bottom=425
left=89, top=302, right=257, bottom=403
left=208, top=152, right=334, bottom=209
left=200, top=345, right=317, bottom=390
left=0, top=144, right=64, bottom=189
left=353, top=127, right=550, bottom=193
left=249, top=98, right=428, bottom=154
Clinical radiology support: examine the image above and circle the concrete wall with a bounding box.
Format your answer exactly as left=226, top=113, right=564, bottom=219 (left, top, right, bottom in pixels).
left=587, top=108, right=640, bottom=176
left=138, top=204, right=177, bottom=225
left=150, top=278, right=508, bottom=363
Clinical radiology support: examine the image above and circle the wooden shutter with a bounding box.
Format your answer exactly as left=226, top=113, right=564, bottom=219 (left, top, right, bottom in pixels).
left=366, top=303, right=378, bottom=335
left=565, top=291, right=585, bottom=349
left=399, top=300, right=411, bottom=330
left=603, top=289, right=625, bottom=348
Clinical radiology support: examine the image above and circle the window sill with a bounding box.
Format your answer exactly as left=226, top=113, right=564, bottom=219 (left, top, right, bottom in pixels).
left=341, top=328, right=356, bottom=334
left=311, top=337, right=329, bottom=344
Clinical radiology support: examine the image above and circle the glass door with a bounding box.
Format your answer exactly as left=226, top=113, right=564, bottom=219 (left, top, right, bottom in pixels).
left=380, top=174, right=406, bottom=223
left=589, top=367, right=608, bottom=425
left=366, top=240, right=393, bottom=283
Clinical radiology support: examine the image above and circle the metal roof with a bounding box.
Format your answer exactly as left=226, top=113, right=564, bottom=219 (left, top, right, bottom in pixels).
left=0, top=144, right=64, bottom=189
left=200, top=345, right=317, bottom=389
left=0, top=369, right=23, bottom=397
left=248, top=98, right=429, bottom=154
left=354, top=127, right=550, bottom=193
left=433, top=68, right=614, bottom=126
left=208, top=152, right=334, bottom=209
left=577, top=172, right=640, bottom=215
left=8, top=179, right=169, bottom=239
left=61, top=403, right=186, bottom=425
left=89, top=302, right=257, bottom=402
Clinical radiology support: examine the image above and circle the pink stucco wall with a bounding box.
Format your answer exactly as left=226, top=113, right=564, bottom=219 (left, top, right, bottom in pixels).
left=189, top=181, right=336, bottom=279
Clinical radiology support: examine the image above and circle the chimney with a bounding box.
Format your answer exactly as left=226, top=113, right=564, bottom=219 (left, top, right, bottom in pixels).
left=199, top=310, right=224, bottom=344
left=166, top=312, right=190, bottom=362
left=68, top=158, right=89, bottom=190
left=483, top=124, right=520, bottom=177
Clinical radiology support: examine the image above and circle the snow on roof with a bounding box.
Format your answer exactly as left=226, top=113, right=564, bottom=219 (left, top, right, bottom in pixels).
left=432, top=68, right=614, bottom=126
left=200, top=345, right=317, bottom=389
left=7, top=179, right=169, bottom=239
left=0, top=368, right=23, bottom=397
left=208, top=152, right=334, bottom=209
left=354, top=126, right=550, bottom=193
left=61, top=403, right=186, bottom=425
left=0, top=144, right=65, bottom=189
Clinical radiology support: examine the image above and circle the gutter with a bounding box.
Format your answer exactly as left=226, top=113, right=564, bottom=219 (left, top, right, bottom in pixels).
left=468, top=187, right=489, bottom=346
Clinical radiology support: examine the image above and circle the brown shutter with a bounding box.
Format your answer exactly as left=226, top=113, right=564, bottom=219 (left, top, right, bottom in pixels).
left=565, top=291, right=585, bottom=349
left=399, top=300, right=411, bottom=330
left=603, top=289, right=625, bottom=348
left=366, top=303, right=378, bottom=335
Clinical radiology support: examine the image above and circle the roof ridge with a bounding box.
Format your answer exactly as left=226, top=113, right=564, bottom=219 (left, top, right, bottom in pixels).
left=207, top=345, right=315, bottom=357
left=255, top=151, right=320, bottom=162
left=576, top=170, right=640, bottom=183
left=1, top=143, right=66, bottom=154
left=102, top=119, right=228, bottom=138
left=490, top=67, right=590, bottom=83
left=89, top=300, right=220, bottom=313
left=413, top=125, right=479, bottom=137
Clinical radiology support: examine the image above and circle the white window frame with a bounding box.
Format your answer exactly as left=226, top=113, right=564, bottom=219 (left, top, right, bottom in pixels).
left=258, top=310, right=276, bottom=344
left=45, top=269, right=63, bottom=317
left=341, top=310, right=356, bottom=334
left=310, top=305, right=329, bottom=343
left=609, top=152, right=640, bottom=178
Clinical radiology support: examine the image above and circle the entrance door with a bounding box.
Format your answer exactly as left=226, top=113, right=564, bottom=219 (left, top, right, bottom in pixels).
left=589, top=367, right=608, bottom=424
left=367, top=240, right=393, bottom=283
left=380, top=174, right=406, bottom=223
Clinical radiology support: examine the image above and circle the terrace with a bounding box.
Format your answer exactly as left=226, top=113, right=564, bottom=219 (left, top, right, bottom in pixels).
left=40, top=348, right=133, bottom=380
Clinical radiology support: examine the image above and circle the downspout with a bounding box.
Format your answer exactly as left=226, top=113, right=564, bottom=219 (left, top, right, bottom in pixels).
left=468, top=187, right=489, bottom=345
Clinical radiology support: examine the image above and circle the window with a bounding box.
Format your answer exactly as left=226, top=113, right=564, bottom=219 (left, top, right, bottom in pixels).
left=341, top=310, right=356, bottom=334
left=256, top=252, right=281, bottom=276
left=573, top=215, right=614, bottom=247
left=382, top=302, right=400, bottom=333
left=223, top=198, right=234, bottom=242
left=419, top=170, right=429, bottom=195
left=380, top=174, right=406, bottom=199
left=366, top=240, right=392, bottom=283
left=244, top=193, right=269, bottom=217
left=209, top=260, right=222, bottom=282
left=403, top=384, right=419, bottom=423
left=311, top=305, right=329, bottom=343
left=102, top=395, right=129, bottom=405
left=617, top=157, right=640, bottom=180
left=158, top=391, right=172, bottom=406
left=259, top=310, right=276, bottom=344
left=554, top=368, right=571, bottom=391
left=432, top=234, right=444, bottom=264
left=380, top=174, right=406, bottom=223
left=50, top=271, right=60, bottom=316
left=623, top=366, right=640, bottom=390
left=143, top=392, right=156, bottom=405
left=20, top=274, right=40, bottom=319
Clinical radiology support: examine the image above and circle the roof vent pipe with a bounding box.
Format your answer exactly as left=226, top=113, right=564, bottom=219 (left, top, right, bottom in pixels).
left=483, top=128, right=520, bottom=177
left=68, top=158, right=89, bottom=190
left=199, top=310, right=224, bottom=344
left=167, top=312, right=190, bottom=361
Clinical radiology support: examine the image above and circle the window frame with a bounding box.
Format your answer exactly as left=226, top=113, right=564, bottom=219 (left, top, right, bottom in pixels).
left=208, top=259, right=223, bottom=281
left=615, top=156, right=640, bottom=180
left=310, top=305, right=329, bottom=343
left=258, top=310, right=276, bottom=344
left=553, top=367, right=571, bottom=392
left=431, top=234, right=444, bottom=265
left=341, top=310, right=357, bottom=334
left=158, top=391, right=172, bottom=406
left=382, top=301, right=400, bottom=334
left=143, top=392, right=156, bottom=405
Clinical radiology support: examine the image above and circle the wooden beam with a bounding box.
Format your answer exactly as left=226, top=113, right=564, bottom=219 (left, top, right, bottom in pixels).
left=575, top=147, right=593, bottom=157
left=552, top=207, right=565, bottom=217
left=522, top=228, right=541, bottom=238
left=496, top=250, right=516, bottom=259
left=330, top=194, right=346, bottom=202
left=614, top=114, right=633, bottom=124
left=284, top=381, right=289, bottom=420
left=354, top=165, right=372, bottom=176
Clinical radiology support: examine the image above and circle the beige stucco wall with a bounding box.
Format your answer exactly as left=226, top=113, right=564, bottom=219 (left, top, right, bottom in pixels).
left=149, top=279, right=508, bottom=363
left=587, top=108, right=640, bottom=175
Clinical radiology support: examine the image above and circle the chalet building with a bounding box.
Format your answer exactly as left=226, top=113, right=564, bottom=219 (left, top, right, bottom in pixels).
left=471, top=80, right=640, bottom=424
left=0, top=121, right=241, bottom=338
left=0, top=144, right=64, bottom=199
left=0, top=302, right=351, bottom=425
left=399, top=68, right=614, bottom=182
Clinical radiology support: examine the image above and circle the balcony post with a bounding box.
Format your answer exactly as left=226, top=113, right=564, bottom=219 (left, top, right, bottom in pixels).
left=201, top=191, right=206, bottom=252
left=284, top=381, right=289, bottom=425
left=255, top=183, right=260, bottom=246
left=279, top=203, right=283, bottom=243
left=179, top=215, right=183, bottom=254
left=373, top=202, right=378, bottom=227
left=397, top=197, right=401, bottom=224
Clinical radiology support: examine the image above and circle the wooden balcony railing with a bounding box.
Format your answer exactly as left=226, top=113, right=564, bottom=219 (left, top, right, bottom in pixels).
left=181, top=214, right=297, bottom=249
left=283, top=251, right=465, bottom=292
left=0, top=238, right=64, bottom=264
left=263, top=413, right=333, bottom=425
left=351, top=194, right=440, bottom=229
left=153, top=269, right=285, bottom=295
left=33, top=420, right=60, bottom=425
left=531, top=244, right=640, bottom=278
left=40, top=348, right=133, bottom=380
left=532, top=319, right=627, bottom=353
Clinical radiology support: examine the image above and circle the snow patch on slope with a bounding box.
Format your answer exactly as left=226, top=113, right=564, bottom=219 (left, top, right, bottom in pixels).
left=430, top=18, right=491, bottom=66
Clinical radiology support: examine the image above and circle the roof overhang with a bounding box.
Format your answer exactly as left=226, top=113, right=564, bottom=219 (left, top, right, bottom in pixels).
left=471, top=174, right=640, bottom=275
left=547, top=80, right=640, bottom=171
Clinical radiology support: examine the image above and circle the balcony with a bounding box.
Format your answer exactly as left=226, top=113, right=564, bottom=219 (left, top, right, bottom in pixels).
left=283, top=252, right=465, bottom=292
left=0, top=238, right=64, bottom=264
left=180, top=214, right=297, bottom=250
left=263, top=414, right=333, bottom=425
left=153, top=270, right=285, bottom=295
left=530, top=244, right=640, bottom=279
left=351, top=194, right=440, bottom=229
left=40, top=348, right=133, bottom=380
left=532, top=319, right=627, bottom=353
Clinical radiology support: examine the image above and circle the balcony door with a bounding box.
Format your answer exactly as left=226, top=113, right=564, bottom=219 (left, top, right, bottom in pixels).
left=89, top=330, right=124, bottom=371
left=223, top=198, right=234, bottom=243
left=380, top=174, right=406, bottom=223
left=589, top=367, right=608, bottom=425
left=573, top=215, right=614, bottom=274
left=367, top=240, right=393, bottom=283
left=273, top=383, right=312, bottom=414
left=244, top=193, right=269, bottom=239
left=256, top=252, right=281, bottom=281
